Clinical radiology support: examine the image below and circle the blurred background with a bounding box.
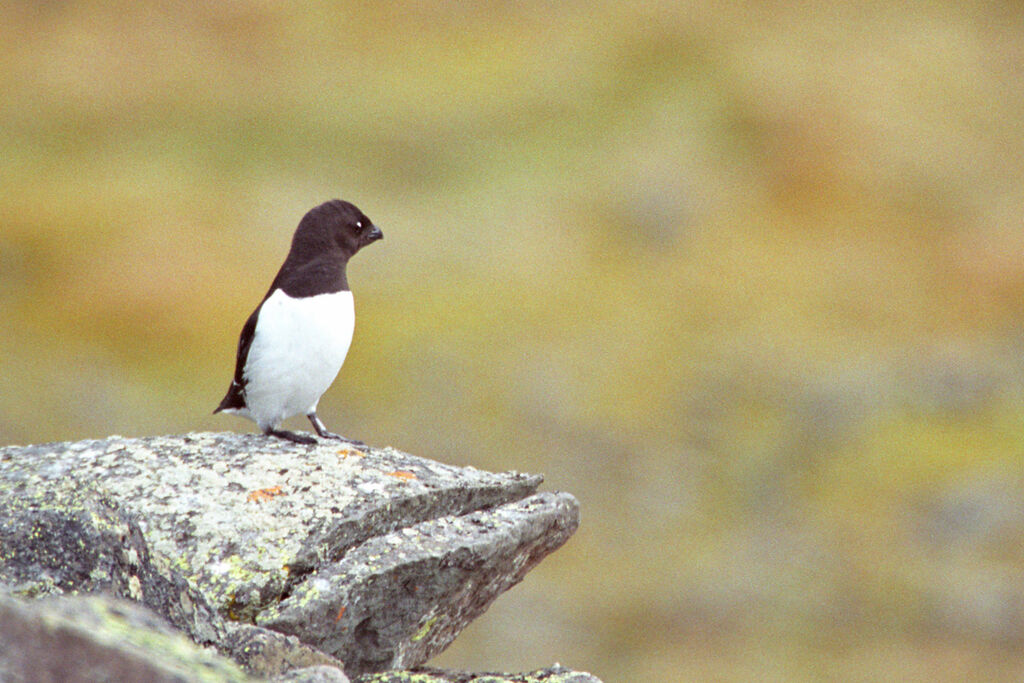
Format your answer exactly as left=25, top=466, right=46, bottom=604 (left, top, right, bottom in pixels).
left=3, top=2, right=1024, bottom=680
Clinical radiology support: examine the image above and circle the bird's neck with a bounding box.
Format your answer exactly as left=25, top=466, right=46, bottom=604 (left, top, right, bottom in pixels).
left=270, top=251, right=350, bottom=298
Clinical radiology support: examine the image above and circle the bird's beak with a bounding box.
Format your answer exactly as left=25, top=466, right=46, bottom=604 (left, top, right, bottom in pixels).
left=366, top=225, right=383, bottom=244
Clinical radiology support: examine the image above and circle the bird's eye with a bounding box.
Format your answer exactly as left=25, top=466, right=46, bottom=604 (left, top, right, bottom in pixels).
left=355, top=221, right=363, bottom=231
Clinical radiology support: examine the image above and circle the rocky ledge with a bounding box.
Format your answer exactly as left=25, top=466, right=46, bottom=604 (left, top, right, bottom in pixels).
left=0, top=432, right=598, bottom=682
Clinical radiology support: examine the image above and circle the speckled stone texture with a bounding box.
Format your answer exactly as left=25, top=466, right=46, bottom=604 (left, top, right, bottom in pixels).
left=220, top=623, right=347, bottom=678
left=259, top=492, right=579, bottom=674
left=356, top=665, right=602, bottom=683
left=0, top=432, right=581, bottom=679
left=0, top=592, right=253, bottom=683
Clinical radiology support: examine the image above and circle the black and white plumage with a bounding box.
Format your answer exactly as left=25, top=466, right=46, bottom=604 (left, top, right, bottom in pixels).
left=214, top=200, right=383, bottom=445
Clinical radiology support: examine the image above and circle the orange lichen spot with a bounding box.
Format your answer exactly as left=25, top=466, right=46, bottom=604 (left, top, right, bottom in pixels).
left=335, top=605, right=347, bottom=622
left=247, top=485, right=284, bottom=502
left=338, top=448, right=365, bottom=458
left=386, top=470, right=417, bottom=480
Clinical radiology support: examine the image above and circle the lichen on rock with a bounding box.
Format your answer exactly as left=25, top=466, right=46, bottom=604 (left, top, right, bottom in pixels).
left=0, top=432, right=587, bottom=679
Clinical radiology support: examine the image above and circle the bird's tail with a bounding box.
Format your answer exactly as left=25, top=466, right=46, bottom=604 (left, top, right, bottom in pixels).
left=214, top=381, right=246, bottom=414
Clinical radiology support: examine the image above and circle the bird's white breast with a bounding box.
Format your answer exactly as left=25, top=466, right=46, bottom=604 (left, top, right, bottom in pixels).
left=242, top=288, right=354, bottom=429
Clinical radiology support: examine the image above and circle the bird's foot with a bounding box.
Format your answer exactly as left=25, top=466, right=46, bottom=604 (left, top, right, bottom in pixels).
left=265, top=428, right=317, bottom=445
left=307, top=413, right=366, bottom=447
left=325, top=433, right=367, bottom=448
left=315, top=429, right=366, bottom=448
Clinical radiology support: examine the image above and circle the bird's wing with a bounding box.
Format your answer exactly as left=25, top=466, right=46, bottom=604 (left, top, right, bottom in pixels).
left=214, top=303, right=261, bottom=413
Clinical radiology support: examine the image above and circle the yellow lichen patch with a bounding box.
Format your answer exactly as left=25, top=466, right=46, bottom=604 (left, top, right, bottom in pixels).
left=386, top=470, right=417, bottom=481
left=411, top=615, right=438, bottom=642
left=337, top=449, right=365, bottom=458
left=246, top=485, right=284, bottom=503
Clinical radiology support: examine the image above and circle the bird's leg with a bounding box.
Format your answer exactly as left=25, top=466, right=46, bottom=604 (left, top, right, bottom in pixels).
left=307, top=412, right=366, bottom=447
left=264, top=427, right=317, bottom=445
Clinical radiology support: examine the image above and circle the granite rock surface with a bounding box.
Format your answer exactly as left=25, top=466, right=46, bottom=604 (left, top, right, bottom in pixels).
left=0, top=592, right=253, bottom=683
left=0, top=432, right=583, bottom=679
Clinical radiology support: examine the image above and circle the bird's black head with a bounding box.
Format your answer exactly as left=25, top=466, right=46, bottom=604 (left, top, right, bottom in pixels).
left=295, top=199, right=383, bottom=259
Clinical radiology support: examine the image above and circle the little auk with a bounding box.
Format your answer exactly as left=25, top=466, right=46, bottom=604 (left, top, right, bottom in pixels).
left=215, top=199, right=383, bottom=445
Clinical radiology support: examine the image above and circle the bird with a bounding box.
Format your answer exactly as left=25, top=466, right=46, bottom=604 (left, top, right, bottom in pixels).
left=214, top=199, right=383, bottom=445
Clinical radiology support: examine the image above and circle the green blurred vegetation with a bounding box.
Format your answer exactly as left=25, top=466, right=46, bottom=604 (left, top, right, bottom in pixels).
left=3, top=2, right=1024, bottom=681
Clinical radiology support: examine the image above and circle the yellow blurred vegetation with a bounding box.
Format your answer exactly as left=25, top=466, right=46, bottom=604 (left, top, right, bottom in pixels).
left=2, top=2, right=1024, bottom=681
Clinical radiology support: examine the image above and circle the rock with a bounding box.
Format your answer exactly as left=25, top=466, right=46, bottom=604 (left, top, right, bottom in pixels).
left=355, top=665, right=603, bottom=683
left=0, top=475, right=226, bottom=645
left=259, top=492, right=579, bottom=675
left=0, top=591, right=251, bottom=682
left=220, top=623, right=347, bottom=677
left=0, top=432, right=580, bottom=677
left=280, top=665, right=352, bottom=682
